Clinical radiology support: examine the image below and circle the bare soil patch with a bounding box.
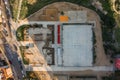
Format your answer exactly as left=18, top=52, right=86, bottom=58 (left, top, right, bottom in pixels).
left=27, top=0, right=37, bottom=5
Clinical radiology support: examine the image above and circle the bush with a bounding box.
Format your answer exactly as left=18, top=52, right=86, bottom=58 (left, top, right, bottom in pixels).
left=16, top=25, right=29, bottom=41
left=19, top=46, right=29, bottom=64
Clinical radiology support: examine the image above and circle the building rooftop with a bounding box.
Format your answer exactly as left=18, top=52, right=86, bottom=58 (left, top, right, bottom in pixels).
left=115, top=58, right=120, bottom=69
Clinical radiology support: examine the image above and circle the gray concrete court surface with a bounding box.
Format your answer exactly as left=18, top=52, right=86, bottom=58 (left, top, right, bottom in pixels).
left=67, top=11, right=87, bottom=22
left=62, top=24, right=93, bottom=67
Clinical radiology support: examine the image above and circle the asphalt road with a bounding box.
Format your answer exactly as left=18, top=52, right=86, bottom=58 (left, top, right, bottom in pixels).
left=4, top=44, right=23, bottom=80
left=1, top=0, right=12, bottom=37
left=0, top=0, right=24, bottom=80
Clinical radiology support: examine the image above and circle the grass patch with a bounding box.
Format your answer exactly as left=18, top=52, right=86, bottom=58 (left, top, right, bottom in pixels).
left=102, top=26, right=113, bottom=42
left=115, top=28, right=120, bottom=43
left=16, top=25, right=29, bottom=41
left=114, top=27, right=120, bottom=53
left=114, top=14, right=120, bottom=27
left=9, top=0, right=19, bottom=20
left=19, top=46, right=29, bottom=64
left=99, top=0, right=114, bottom=17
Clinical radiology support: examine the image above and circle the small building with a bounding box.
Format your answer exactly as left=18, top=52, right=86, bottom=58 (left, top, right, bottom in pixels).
left=115, top=58, right=120, bottom=70
left=114, top=55, right=120, bottom=80
left=114, top=55, right=120, bottom=70
left=0, top=68, right=13, bottom=80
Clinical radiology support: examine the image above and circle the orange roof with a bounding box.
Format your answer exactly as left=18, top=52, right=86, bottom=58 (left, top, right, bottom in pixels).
left=59, top=16, right=69, bottom=22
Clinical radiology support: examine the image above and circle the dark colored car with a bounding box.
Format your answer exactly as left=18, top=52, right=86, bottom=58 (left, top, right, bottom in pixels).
left=9, top=60, right=12, bottom=64
left=2, top=28, right=8, bottom=36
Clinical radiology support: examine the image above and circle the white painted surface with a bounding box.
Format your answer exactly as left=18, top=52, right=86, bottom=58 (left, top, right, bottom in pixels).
left=62, top=24, right=93, bottom=67
left=57, top=48, right=62, bottom=66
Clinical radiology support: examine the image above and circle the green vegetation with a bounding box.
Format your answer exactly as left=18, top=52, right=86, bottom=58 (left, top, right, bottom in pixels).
left=102, top=26, right=113, bottom=43
left=9, top=0, right=19, bottom=20
left=16, top=25, right=29, bottom=41
left=114, top=28, right=120, bottom=54
left=114, top=14, right=120, bottom=27
left=16, top=24, right=46, bottom=41
left=115, top=28, right=120, bottom=43
left=7, top=78, right=14, bottom=80
left=102, top=25, right=116, bottom=56
left=97, top=0, right=117, bottom=56
left=102, top=73, right=113, bottom=80
left=102, top=76, right=113, bottom=80
left=19, top=46, right=29, bottom=64
left=23, top=71, right=39, bottom=80
left=20, top=0, right=92, bottom=19
left=20, top=0, right=28, bottom=19
left=99, top=0, right=114, bottom=17
left=92, top=28, right=96, bottom=64
left=60, top=11, right=64, bottom=15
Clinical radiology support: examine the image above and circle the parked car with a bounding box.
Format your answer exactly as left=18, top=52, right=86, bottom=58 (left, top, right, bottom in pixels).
left=2, top=16, right=6, bottom=27
left=2, top=28, right=8, bottom=36
left=9, top=60, right=12, bottom=64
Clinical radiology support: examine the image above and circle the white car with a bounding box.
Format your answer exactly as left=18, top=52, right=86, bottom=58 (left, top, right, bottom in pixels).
left=21, top=70, right=23, bottom=74
left=4, top=0, right=8, bottom=5
left=21, top=70, right=25, bottom=77
left=18, top=57, right=21, bottom=61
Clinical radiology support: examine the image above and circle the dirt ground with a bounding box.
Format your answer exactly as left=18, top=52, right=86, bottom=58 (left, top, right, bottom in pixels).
left=22, top=2, right=112, bottom=80
left=27, top=0, right=37, bottom=5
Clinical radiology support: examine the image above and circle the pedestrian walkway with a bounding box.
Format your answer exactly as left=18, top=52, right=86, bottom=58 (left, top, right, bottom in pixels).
left=25, top=65, right=114, bottom=71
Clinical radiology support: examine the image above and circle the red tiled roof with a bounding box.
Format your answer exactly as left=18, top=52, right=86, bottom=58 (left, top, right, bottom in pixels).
left=115, top=58, right=120, bottom=69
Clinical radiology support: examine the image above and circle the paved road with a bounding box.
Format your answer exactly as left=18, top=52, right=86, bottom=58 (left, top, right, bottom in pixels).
left=1, top=0, right=24, bottom=80
left=1, top=0, right=12, bottom=37
left=4, top=44, right=23, bottom=80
